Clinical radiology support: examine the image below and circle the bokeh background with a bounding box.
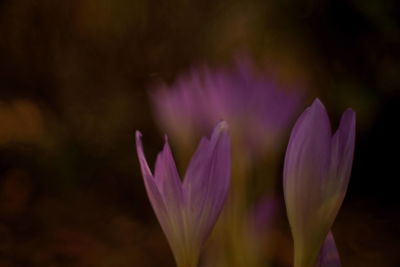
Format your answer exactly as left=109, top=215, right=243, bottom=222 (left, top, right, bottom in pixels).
left=0, top=0, right=399, bottom=266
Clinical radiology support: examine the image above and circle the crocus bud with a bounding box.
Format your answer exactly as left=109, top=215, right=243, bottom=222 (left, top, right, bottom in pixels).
left=136, top=121, right=231, bottom=267
left=283, top=99, right=355, bottom=267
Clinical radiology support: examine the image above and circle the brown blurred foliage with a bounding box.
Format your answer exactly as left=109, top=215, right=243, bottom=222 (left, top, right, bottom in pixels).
left=0, top=0, right=399, bottom=266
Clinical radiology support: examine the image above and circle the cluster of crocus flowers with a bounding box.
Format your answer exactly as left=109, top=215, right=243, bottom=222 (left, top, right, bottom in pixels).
left=151, top=58, right=301, bottom=158
left=150, top=58, right=302, bottom=267
left=136, top=121, right=231, bottom=267
left=136, top=57, right=356, bottom=267
left=284, top=99, right=355, bottom=267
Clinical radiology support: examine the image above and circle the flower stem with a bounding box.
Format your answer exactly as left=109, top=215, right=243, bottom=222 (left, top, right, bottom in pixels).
left=176, top=252, right=199, bottom=267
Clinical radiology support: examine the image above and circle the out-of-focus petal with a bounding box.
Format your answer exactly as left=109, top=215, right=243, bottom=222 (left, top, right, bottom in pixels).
left=151, top=57, right=302, bottom=158
left=316, top=232, right=342, bottom=267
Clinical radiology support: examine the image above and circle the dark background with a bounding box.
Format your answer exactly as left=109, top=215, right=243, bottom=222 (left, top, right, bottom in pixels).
left=0, top=0, right=399, bottom=266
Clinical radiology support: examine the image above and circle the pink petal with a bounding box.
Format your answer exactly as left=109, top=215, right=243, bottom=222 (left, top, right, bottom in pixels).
left=330, top=109, right=356, bottom=200
left=183, top=121, right=231, bottom=244
left=154, top=136, right=185, bottom=234
left=284, top=99, right=332, bottom=233
left=135, top=131, right=171, bottom=237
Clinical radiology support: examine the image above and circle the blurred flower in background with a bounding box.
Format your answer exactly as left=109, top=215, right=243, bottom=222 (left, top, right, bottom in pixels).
left=151, top=57, right=302, bottom=159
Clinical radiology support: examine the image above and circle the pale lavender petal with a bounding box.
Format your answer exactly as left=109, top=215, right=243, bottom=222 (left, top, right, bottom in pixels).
left=284, top=99, right=332, bottom=229
left=135, top=131, right=153, bottom=179
left=154, top=136, right=185, bottom=232
left=330, top=109, right=356, bottom=198
left=183, top=121, right=231, bottom=244
left=315, top=109, right=356, bottom=246
left=136, top=131, right=189, bottom=263
left=316, top=232, right=342, bottom=267
left=183, top=137, right=211, bottom=188
left=154, top=137, right=183, bottom=202
left=135, top=132, right=171, bottom=237
left=283, top=100, right=356, bottom=267
left=283, top=99, right=334, bottom=267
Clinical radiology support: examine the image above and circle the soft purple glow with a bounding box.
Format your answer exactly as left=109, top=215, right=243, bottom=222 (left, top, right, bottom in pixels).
left=151, top=57, right=301, bottom=157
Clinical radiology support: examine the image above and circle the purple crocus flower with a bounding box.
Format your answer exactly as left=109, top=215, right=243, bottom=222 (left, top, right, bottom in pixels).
left=283, top=99, right=355, bottom=267
left=316, top=232, right=342, bottom=267
left=151, top=57, right=301, bottom=157
left=136, top=121, right=231, bottom=267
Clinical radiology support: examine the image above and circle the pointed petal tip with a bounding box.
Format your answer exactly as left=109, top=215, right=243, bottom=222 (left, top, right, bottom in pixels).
left=311, top=98, right=326, bottom=111
left=135, top=131, right=145, bottom=156
left=161, top=134, right=175, bottom=159
left=210, top=121, right=230, bottom=145
left=135, top=131, right=144, bottom=150
left=313, top=97, right=322, bottom=104
left=135, top=130, right=142, bottom=140
left=339, top=108, right=356, bottom=133
left=343, top=108, right=356, bottom=121
left=135, top=130, right=153, bottom=178
left=306, top=98, right=331, bottom=131
left=215, top=120, right=229, bottom=133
